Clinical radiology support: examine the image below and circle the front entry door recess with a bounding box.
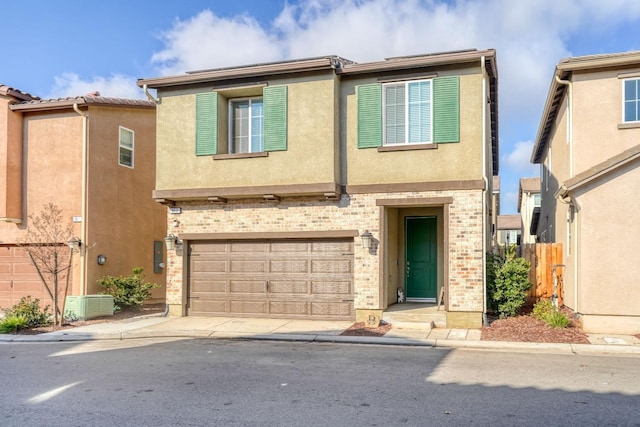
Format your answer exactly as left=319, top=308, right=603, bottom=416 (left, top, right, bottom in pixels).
left=405, top=216, right=437, bottom=302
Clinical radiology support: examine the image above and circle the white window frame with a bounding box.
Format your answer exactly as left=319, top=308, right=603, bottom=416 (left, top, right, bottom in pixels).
left=118, top=126, right=134, bottom=168
left=382, top=79, right=433, bottom=146
left=228, top=96, right=264, bottom=154
left=623, top=78, right=640, bottom=123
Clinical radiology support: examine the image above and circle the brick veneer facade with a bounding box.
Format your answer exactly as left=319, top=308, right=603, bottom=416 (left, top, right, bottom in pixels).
left=164, top=188, right=485, bottom=326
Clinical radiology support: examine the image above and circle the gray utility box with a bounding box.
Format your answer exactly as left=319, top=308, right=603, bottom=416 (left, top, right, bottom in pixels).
left=64, top=295, right=114, bottom=320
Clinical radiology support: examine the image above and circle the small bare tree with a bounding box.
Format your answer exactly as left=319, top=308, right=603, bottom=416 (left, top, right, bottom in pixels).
left=19, top=203, right=74, bottom=327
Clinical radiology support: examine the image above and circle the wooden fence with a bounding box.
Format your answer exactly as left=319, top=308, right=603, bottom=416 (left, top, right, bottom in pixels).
left=520, top=243, right=563, bottom=306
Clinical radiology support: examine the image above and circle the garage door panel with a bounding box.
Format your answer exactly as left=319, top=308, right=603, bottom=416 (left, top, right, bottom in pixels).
left=230, top=260, right=267, bottom=273
left=193, top=260, right=227, bottom=273
left=269, top=242, right=308, bottom=253
left=269, top=301, right=307, bottom=315
left=311, top=301, right=353, bottom=317
left=230, top=300, right=266, bottom=315
left=230, top=280, right=267, bottom=294
left=0, top=246, right=59, bottom=309
left=191, top=279, right=227, bottom=293
left=191, top=299, right=227, bottom=314
left=311, top=281, right=351, bottom=295
left=268, top=280, right=308, bottom=294
left=311, top=241, right=352, bottom=253
left=231, top=242, right=267, bottom=253
left=0, top=264, right=11, bottom=274
left=188, top=239, right=354, bottom=319
left=311, top=259, right=352, bottom=274
left=270, top=259, right=308, bottom=273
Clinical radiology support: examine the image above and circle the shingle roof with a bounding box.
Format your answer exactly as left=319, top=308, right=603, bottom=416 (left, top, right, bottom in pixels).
left=497, top=214, right=522, bottom=230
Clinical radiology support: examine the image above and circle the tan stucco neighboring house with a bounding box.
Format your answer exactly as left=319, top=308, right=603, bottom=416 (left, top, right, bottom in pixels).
left=531, top=51, right=640, bottom=334
left=518, top=177, right=540, bottom=244
left=495, top=214, right=521, bottom=246
left=138, top=49, right=499, bottom=328
left=0, top=86, right=166, bottom=309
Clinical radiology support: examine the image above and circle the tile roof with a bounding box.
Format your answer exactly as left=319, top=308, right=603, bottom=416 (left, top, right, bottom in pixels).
left=9, top=94, right=155, bottom=112
left=0, top=84, right=39, bottom=101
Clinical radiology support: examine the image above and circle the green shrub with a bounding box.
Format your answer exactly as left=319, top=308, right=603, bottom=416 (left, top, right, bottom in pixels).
left=3, top=296, right=51, bottom=328
left=545, top=311, right=571, bottom=328
left=485, top=252, right=505, bottom=313
left=491, top=257, right=532, bottom=318
left=532, top=299, right=570, bottom=328
left=98, top=267, right=159, bottom=309
left=0, top=315, right=28, bottom=333
left=532, top=299, right=555, bottom=321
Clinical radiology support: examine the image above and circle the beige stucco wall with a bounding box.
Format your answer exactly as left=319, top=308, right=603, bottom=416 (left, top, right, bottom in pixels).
left=573, top=162, right=640, bottom=327
left=155, top=75, right=339, bottom=191
left=85, top=106, right=166, bottom=299
left=342, top=72, right=485, bottom=186
left=0, top=96, right=25, bottom=222
left=572, top=69, right=640, bottom=172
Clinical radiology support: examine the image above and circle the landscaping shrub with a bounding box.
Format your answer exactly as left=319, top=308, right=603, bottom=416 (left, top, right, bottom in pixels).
left=532, top=299, right=570, bottom=328
left=3, top=296, right=51, bottom=328
left=490, top=256, right=532, bottom=318
left=485, top=252, right=505, bottom=313
left=98, top=267, right=159, bottom=310
left=0, top=296, right=51, bottom=333
left=0, top=315, right=28, bottom=333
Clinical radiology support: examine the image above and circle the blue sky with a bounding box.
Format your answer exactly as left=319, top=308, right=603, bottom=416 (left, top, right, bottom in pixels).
left=2, top=0, right=639, bottom=213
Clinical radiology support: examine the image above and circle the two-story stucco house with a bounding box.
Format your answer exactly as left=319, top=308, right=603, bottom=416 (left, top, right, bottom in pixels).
left=138, top=49, right=498, bottom=328
left=518, top=177, right=540, bottom=244
left=532, top=51, right=640, bottom=334
left=0, top=86, right=167, bottom=309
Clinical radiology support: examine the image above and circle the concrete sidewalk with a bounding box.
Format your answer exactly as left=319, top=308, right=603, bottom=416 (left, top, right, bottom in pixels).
left=2, top=314, right=640, bottom=355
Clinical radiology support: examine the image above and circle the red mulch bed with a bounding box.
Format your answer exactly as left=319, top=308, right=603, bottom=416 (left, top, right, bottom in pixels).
left=341, top=321, right=392, bottom=337
left=481, top=307, right=590, bottom=344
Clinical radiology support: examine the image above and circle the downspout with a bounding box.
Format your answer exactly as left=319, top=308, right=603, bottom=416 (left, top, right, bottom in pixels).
left=143, top=84, right=159, bottom=104
left=481, top=56, right=489, bottom=326
left=555, top=185, right=578, bottom=317
left=73, top=103, right=88, bottom=295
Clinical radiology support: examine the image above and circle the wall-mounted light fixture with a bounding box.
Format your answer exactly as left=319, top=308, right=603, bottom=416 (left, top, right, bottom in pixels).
left=164, top=234, right=177, bottom=250
left=68, top=237, right=82, bottom=253
left=97, top=254, right=107, bottom=265
left=360, top=230, right=373, bottom=249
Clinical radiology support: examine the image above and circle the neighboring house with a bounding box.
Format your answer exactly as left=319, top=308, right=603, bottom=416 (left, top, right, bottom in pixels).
left=0, top=86, right=166, bottom=309
left=531, top=51, right=640, bottom=334
left=138, top=49, right=499, bottom=328
left=517, top=177, right=540, bottom=244
left=495, top=214, right=521, bottom=246
left=491, top=175, right=500, bottom=247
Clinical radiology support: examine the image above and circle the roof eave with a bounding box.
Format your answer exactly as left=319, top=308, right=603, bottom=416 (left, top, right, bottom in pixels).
left=10, top=97, right=155, bottom=112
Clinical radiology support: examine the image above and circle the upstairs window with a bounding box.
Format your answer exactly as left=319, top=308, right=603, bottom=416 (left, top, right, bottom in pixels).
left=230, top=97, right=264, bottom=153
left=119, top=126, right=134, bottom=168
left=357, top=76, right=459, bottom=149
left=624, top=78, right=640, bottom=122
left=196, top=85, right=287, bottom=156
left=384, top=80, right=432, bottom=145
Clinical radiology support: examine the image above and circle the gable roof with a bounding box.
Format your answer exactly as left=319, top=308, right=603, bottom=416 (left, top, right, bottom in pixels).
left=532, top=50, right=640, bottom=164
left=557, top=143, right=640, bottom=197
left=517, top=177, right=540, bottom=212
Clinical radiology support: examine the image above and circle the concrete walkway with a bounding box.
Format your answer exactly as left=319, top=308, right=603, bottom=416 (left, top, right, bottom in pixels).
left=2, top=314, right=640, bottom=355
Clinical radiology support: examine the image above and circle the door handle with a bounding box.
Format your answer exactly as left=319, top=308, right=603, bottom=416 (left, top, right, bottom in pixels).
left=265, top=281, right=269, bottom=292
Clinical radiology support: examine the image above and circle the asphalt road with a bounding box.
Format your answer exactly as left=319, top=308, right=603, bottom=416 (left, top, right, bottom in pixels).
left=1, top=338, right=639, bottom=426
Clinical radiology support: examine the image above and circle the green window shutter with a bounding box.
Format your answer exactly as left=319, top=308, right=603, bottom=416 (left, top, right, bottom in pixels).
left=264, top=85, right=287, bottom=151
left=196, top=92, right=218, bottom=155
left=357, top=83, right=382, bottom=148
left=433, top=76, right=460, bottom=143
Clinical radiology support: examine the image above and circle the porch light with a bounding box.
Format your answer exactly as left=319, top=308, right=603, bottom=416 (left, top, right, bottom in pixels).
left=164, top=234, right=177, bottom=251
left=97, top=254, right=107, bottom=265
left=68, top=237, right=82, bottom=253
left=360, top=230, right=373, bottom=249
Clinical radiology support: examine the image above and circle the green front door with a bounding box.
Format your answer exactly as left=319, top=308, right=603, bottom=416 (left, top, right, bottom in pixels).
left=405, top=217, right=437, bottom=301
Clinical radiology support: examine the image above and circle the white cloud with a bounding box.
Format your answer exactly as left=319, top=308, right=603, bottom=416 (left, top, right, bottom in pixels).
left=503, top=140, right=539, bottom=177
left=48, top=73, right=144, bottom=99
